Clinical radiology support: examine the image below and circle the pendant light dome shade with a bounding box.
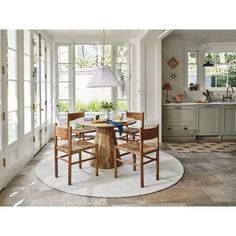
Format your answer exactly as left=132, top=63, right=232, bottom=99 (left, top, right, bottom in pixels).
left=87, top=30, right=120, bottom=88
left=87, top=65, right=120, bottom=88
left=203, top=60, right=214, bottom=67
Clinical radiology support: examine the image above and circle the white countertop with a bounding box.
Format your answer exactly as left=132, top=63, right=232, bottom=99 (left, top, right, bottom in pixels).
left=163, top=102, right=236, bottom=106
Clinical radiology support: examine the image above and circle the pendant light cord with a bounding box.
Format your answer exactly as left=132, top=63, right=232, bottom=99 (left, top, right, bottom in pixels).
left=208, top=30, right=210, bottom=53
left=102, top=30, right=105, bottom=65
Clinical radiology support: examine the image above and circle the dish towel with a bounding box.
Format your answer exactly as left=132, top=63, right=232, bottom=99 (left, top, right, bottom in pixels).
left=105, top=120, right=123, bottom=136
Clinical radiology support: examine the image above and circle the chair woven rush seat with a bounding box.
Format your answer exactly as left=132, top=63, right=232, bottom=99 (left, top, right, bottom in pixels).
left=54, top=123, right=99, bottom=185
left=57, top=140, right=96, bottom=155
left=67, top=112, right=96, bottom=141
left=116, top=141, right=158, bottom=155
left=114, top=124, right=159, bottom=188
left=117, top=111, right=144, bottom=142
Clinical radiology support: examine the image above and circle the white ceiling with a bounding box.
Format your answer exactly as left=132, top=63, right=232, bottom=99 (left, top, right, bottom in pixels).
left=44, top=30, right=144, bottom=43
left=44, top=30, right=171, bottom=43
left=45, top=30, right=142, bottom=38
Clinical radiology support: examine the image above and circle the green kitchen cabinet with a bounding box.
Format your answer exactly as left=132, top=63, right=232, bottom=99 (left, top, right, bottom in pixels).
left=195, top=105, right=220, bottom=135
left=221, top=105, right=236, bottom=135
left=162, top=105, right=195, bottom=140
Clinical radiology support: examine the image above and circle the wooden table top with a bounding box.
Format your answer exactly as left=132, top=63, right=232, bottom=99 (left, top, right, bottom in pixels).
left=76, top=117, right=136, bottom=128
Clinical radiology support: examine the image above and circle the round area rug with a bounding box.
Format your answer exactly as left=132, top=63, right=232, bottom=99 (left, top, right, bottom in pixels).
left=35, top=151, right=184, bottom=198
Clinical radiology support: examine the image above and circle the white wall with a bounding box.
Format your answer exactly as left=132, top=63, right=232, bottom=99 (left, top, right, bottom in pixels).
left=162, top=30, right=236, bottom=102
left=130, top=37, right=162, bottom=141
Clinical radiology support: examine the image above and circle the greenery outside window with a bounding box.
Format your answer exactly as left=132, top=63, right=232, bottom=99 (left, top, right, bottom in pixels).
left=187, top=51, right=198, bottom=89
left=205, top=52, right=236, bottom=88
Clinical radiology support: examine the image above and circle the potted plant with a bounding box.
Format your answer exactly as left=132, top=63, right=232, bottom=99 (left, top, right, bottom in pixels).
left=101, top=101, right=117, bottom=119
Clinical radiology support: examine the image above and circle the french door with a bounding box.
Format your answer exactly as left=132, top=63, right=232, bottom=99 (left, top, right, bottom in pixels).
left=0, top=30, right=20, bottom=188
left=0, top=30, right=4, bottom=190
left=33, top=33, right=50, bottom=155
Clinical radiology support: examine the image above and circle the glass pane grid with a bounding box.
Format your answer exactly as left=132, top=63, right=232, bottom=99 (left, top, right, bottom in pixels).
left=205, top=52, right=236, bottom=88
left=8, top=111, right=18, bottom=144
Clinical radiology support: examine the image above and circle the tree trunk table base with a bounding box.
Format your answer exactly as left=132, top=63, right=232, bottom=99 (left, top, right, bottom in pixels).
left=91, top=127, right=122, bottom=169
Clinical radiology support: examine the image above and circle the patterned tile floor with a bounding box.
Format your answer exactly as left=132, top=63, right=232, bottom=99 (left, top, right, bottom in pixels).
left=0, top=141, right=236, bottom=206
left=165, top=141, right=236, bottom=153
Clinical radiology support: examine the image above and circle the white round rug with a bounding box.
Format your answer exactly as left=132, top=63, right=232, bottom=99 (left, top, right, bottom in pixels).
left=35, top=151, right=184, bottom=198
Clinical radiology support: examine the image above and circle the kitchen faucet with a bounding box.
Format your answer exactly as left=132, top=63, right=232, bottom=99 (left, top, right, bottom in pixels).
left=223, top=85, right=234, bottom=101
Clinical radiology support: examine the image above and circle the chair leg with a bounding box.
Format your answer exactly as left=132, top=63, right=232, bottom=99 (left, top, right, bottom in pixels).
left=95, top=144, right=99, bottom=176
left=114, top=146, right=118, bottom=178
left=79, top=151, right=82, bottom=169
left=156, top=150, right=159, bottom=180
left=133, top=154, right=136, bottom=171
left=132, top=134, right=135, bottom=141
left=140, top=155, right=144, bottom=188
left=54, top=150, right=58, bottom=178
left=68, top=154, right=72, bottom=185
left=126, top=133, right=129, bottom=143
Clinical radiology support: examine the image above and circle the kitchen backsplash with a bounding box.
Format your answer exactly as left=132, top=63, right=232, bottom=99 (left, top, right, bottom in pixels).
left=163, top=91, right=236, bottom=103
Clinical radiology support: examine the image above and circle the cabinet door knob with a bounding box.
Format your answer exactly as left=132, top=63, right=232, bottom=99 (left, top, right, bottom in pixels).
left=168, top=127, right=172, bottom=130
left=184, top=127, right=188, bottom=130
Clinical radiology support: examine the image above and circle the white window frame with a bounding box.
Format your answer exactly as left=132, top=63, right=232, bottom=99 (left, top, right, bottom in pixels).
left=203, top=43, right=236, bottom=91
left=184, top=46, right=201, bottom=92
left=56, top=42, right=130, bottom=115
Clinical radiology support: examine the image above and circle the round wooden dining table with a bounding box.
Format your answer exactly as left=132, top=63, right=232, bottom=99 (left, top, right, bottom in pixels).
left=75, top=117, right=136, bottom=169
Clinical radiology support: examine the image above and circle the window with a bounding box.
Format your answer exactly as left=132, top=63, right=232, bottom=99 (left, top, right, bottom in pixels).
left=57, top=45, right=72, bottom=125
left=46, top=42, right=52, bottom=124
left=7, top=30, right=18, bottom=144
left=33, top=33, right=40, bottom=128
left=205, top=52, right=236, bottom=88
left=24, top=30, right=32, bottom=134
left=75, top=44, right=111, bottom=112
left=187, top=51, right=198, bottom=88
left=40, top=37, right=46, bottom=124
left=57, top=43, right=130, bottom=119
left=0, top=30, right=2, bottom=150
left=115, top=45, right=128, bottom=111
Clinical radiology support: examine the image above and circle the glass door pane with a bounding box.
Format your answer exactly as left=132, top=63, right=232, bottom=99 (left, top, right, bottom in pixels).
left=0, top=31, right=2, bottom=151
left=7, top=30, right=18, bottom=145
left=46, top=42, right=51, bottom=125
left=40, top=37, right=46, bottom=146
left=33, top=33, right=41, bottom=154
left=24, top=30, right=32, bottom=134
left=33, top=34, right=40, bottom=129
left=57, top=45, right=71, bottom=126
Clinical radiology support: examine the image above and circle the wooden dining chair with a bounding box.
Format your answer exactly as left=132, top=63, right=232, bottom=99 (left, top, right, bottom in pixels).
left=114, top=124, right=159, bottom=188
left=121, top=111, right=144, bottom=142
left=54, top=123, right=99, bottom=185
left=67, top=112, right=96, bottom=141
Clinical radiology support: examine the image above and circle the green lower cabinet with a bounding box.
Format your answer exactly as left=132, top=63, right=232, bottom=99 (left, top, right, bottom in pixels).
left=221, top=105, right=236, bottom=135
left=195, top=105, right=220, bottom=135
left=162, top=105, right=195, bottom=140
left=162, top=104, right=236, bottom=141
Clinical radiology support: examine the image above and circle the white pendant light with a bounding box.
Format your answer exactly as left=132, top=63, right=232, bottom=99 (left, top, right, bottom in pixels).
left=87, top=30, right=120, bottom=88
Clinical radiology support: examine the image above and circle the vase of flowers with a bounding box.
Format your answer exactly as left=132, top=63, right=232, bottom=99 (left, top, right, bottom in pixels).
left=101, top=101, right=117, bottom=120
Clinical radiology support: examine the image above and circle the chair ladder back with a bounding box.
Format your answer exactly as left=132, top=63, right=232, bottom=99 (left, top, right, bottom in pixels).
left=67, top=112, right=85, bottom=127
left=126, top=111, right=144, bottom=127
left=140, top=124, right=159, bottom=141
left=56, top=125, right=70, bottom=140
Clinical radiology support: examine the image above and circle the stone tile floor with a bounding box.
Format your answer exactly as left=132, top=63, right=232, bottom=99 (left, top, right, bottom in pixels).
left=0, top=141, right=236, bottom=206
